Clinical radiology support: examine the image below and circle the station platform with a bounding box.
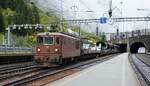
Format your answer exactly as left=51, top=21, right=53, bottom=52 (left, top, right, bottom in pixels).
left=46, top=53, right=141, bottom=86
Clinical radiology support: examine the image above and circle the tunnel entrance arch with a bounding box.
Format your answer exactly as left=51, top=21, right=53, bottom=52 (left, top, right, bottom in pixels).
left=130, top=42, right=146, bottom=53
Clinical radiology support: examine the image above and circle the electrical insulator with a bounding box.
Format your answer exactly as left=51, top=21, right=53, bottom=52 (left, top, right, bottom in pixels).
left=109, top=11, right=112, bottom=18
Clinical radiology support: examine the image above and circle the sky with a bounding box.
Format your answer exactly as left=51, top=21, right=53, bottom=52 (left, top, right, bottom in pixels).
left=36, top=0, right=150, bottom=34
left=52, top=0, right=150, bottom=18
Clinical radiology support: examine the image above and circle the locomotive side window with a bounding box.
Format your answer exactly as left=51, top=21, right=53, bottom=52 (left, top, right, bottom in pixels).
left=37, top=37, right=43, bottom=44
left=76, top=40, right=79, bottom=49
left=56, top=37, right=59, bottom=44
left=44, top=37, right=53, bottom=44
left=63, top=38, right=66, bottom=45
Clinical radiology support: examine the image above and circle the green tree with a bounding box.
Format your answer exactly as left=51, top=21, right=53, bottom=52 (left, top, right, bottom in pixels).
left=101, top=34, right=106, bottom=42
left=0, top=7, right=5, bottom=32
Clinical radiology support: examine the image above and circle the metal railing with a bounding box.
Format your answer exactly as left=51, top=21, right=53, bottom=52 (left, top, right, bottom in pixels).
left=0, top=45, right=34, bottom=55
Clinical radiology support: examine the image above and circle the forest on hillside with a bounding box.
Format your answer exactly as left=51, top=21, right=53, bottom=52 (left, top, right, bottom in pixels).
left=0, top=0, right=61, bottom=36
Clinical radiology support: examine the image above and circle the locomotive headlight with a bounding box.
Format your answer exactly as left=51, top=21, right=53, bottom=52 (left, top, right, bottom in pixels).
left=55, top=48, right=58, bottom=52
left=37, top=48, right=41, bottom=52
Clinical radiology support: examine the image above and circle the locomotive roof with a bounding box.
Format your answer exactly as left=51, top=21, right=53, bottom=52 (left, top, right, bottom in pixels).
left=37, top=32, right=80, bottom=40
left=37, top=32, right=63, bottom=36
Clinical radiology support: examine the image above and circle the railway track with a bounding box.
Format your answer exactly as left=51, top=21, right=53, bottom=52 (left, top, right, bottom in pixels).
left=0, top=54, right=118, bottom=86
left=0, top=62, right=37, bottom=79
left=0, top=62, right=35, bottom=72
left=135, top=54, right=150, bottom=66
left=130, top=54, right=150, bottom=86
left=0, top=65, right=39, bottom=81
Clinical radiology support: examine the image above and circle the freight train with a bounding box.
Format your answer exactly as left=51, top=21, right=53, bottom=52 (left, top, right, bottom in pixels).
left=34, top=32, right=118, bottom=67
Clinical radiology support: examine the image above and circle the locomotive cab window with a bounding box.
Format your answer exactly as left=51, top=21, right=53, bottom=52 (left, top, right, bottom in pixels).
left=37, top=37, right=43, bottom=44
left=44, top=37, right=53, bottom=44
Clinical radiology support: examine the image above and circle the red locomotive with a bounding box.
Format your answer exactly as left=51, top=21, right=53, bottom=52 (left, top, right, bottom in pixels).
left=34, top=32, right=81, bottom=67
left=34, top=32, right=118, bottom=67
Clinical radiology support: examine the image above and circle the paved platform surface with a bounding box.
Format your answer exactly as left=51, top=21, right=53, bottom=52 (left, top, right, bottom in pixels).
left=46, top=53, right=141, bottom=86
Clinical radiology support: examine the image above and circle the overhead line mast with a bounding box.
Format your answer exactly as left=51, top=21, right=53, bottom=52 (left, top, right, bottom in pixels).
left=109, top=0, right=112, bottom=18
